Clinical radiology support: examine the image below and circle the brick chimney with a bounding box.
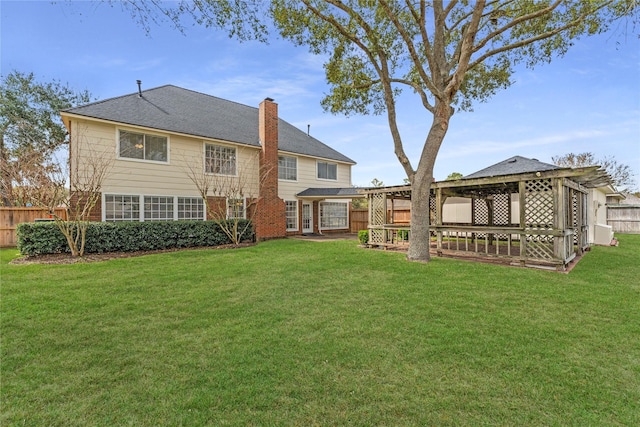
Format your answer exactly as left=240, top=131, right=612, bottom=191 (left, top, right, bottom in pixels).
left=254, top=98, right=286, bottom=240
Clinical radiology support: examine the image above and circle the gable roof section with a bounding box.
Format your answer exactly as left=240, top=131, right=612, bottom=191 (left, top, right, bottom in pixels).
left=464, top=155, right=559, bottom=179
left=63, top=85, right=355, bottom=164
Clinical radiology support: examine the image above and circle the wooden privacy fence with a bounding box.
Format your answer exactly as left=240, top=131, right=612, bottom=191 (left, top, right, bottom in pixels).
left=607, top=205, right=640, bottom=234
left=350, top=208, right=411, bottom=233
left=0, top=207, right=67, bottom=247
left=350, top=208, right=368, bottom=232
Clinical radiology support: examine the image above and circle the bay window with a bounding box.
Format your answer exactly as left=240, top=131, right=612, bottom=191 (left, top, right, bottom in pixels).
left=320, top=202, right=348, bottom=229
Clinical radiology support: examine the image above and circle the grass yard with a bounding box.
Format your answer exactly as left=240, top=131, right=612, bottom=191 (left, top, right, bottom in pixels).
left=2, top=235, right=639, bottom=426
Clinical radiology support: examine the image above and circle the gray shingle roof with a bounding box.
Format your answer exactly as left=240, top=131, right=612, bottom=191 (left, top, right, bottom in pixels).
left=296, top=187, right=364, bottom=198
left=464, top=156, right=559, bottom=179
left=63, top=85, right=355, bottom=164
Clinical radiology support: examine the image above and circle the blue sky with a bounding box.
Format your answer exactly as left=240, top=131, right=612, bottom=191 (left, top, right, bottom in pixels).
left=2, top=1, right=639, bottom=188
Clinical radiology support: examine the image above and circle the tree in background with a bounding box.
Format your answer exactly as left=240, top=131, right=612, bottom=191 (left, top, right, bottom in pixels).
left=0, top=71, right=91, bottom=206
left=353, top=178, right=385, bottom=208
left=446, top=172, right=464, bottom=181
left=115, top=0, right=638, bottom=261
left=370, top=178, right=384, bottom=188
left=552, top=152, right=636, bottom=191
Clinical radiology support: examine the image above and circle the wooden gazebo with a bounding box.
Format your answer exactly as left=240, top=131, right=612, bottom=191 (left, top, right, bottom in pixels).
left=361, top=157, right=611, bottom=270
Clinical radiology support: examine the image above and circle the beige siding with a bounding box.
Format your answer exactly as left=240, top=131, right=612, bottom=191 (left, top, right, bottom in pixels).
left=71, top=119, right=260, bottom=198
left=587, top=188, right=609, bottom=244
left=278, top=154, right=352, bottom=200
left=442, top=197, right=472, bottom=223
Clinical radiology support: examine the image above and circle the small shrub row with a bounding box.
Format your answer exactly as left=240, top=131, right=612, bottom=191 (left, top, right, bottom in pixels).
left=16, top=220, right=254, bottom=256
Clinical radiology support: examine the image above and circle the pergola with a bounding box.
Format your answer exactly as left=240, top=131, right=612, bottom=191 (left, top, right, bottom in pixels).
left=361, top=165, right=611, bottom=270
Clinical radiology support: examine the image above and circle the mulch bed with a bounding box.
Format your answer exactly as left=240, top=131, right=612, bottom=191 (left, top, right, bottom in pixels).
left=10, top=243, right=254, bottom=265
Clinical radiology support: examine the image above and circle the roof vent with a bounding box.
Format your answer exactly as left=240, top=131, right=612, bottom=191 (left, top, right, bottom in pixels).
left=508, top=158, right=517, bottom=163
left=137, top=80, right=142, bottom=97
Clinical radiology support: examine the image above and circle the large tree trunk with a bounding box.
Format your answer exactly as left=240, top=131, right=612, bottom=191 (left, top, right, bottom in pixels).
left=407, top=101, right=452, bottom=262
left=407, top=174, right=432, bottom=261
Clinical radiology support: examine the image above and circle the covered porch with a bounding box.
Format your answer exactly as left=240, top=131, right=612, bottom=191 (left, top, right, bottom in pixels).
left=361, top=166, right=611, bottom=270
left=295, top=187, right=364, bottom=235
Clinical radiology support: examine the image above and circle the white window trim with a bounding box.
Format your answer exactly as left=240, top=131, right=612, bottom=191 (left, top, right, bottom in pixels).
left=226, top=197, right=246, bottom=220
left=116, top=128, right=170, bottom=164
left=278, top=155, right=298, bottom=182
left=103, top=193, right=206, bottom=222
left=316, top=160, right=338, bottom=181
left=285, top=200, right=299, bottom=231
left=204, top=142, right=238, bottom=177
left=143, top=195, right=176, bottom=221
left=103, top=193, right=143, bottom=222
left=177, top=196, right=205, bottom=221
left=319, top=201, right=349, bottom=230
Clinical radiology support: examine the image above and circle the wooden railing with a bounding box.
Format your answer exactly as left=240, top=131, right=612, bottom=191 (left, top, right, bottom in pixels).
left=368, top=223, right=579, bottom=268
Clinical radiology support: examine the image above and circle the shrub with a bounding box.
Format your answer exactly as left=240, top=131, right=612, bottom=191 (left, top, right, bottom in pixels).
left=16, top=220, right=254, bottom=256
left=358, top=230, right=369, bottom=245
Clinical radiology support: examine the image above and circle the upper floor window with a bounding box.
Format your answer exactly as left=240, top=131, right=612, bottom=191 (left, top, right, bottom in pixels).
left=317, top=161, right=337, bottom=180
left=119, top=130, right=168, bottom=162
left=278, top=156, right=297, bottom=181
left=206, top=144, right=236, bottom=175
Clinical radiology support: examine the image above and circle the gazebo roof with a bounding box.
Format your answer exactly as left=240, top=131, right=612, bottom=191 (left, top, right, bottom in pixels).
left=464, top=156, right=559, bottom=179
left=360, top=156, right=612, bottom=199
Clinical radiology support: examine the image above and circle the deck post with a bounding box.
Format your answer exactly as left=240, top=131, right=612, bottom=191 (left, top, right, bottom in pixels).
left=553, top=178, right=565, bottom=265
left=519, top=180, right=527, bottom=266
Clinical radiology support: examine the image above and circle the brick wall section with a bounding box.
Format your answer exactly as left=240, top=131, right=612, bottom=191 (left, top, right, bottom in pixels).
left=69, top=191, right=102, bottom=222
left=255, top=98, right=286, bottom=240
left=313, top=201, right=320, bottom=234
left=205, top=196, right=226, bottom=219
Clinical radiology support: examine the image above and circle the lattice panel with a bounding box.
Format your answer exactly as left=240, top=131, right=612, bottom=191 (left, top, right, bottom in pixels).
left=571, top=190, right=579, bottom=244
left=370, top=193, right=386, bottom=226
left=369, top=229, right=384, bottom=244
left=526, top=234, right=554, bottom=260
left=429, top=194, right=437, bottom=225
left=473, top=199, right=489, bottom=225
left=493, top=193, right=511, bottom=225
left=525, top=179, right=553, bottom=228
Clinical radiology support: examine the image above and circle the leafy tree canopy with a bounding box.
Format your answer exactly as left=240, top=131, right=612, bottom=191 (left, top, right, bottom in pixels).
left=0, top=71, right=92, bottom=206
left=552, top=152, right=636, bottom=191
left=1, top=71, right=92, bottom=157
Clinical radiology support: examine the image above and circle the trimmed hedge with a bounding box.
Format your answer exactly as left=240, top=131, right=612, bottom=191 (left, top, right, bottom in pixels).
left=358, top=230, right=369, bottom=245
left=16, top=220, right=255, bottom=256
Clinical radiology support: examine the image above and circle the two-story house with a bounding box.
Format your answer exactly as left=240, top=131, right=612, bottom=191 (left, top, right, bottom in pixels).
left=60, top=84, right=359, bottom=240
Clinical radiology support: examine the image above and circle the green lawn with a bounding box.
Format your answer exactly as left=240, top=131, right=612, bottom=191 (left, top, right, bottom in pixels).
left=2, top=235, right=639, bottom=426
